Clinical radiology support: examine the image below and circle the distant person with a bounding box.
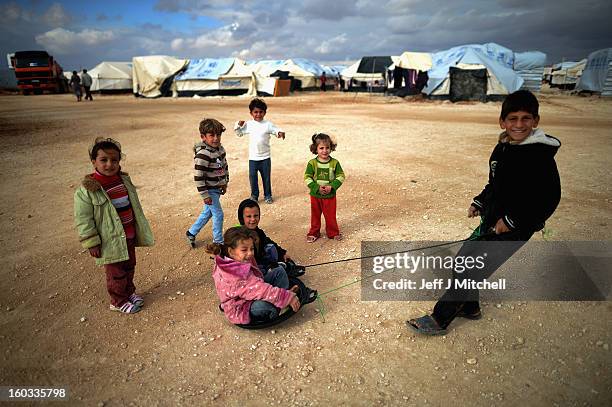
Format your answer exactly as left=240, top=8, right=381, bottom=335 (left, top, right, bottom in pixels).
left=304, top=133, right=346, bottom=242
left=69, top=71, right=81, bottom=102
left=74, top=137, right=154, bottom=314
left=234, top=98, right=285, bottom=204
left=407, top=90, right=561, bottom=335
left=209, top=226, right=300, bottom=325
left=320, top=72, right=327, bottom=91
left=185, top=118, right=229, bottom=250
left=81, top=69, right=93, bottom=101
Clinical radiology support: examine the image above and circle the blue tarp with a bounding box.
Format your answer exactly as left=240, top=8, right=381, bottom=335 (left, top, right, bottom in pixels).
left=576, top=48, right=612, bottom=92
left=175, top=58, right=234, bottom=80
left=291, top=58, right=326, bottom=75
left=424, top=43, right=523, bottom=95
left=514, top=51, right=547, bottom=70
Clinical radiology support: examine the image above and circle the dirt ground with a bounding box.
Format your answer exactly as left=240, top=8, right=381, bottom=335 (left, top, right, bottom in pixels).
left=0, top=90, right=611, bottom=406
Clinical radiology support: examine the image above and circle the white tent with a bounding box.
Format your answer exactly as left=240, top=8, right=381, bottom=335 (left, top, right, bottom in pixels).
left=174, top=58, right=255, bottom=96
left=132, top=55, right=189, bottom=98
left=250, top=59, right=322, bottom=89
left=425, top=43, right=522, bottom=99
left=576, top=48, right=612, bottom=96
left=341, top=56, right=398, bottom=90
left=88, top=61, right=132, bottom=91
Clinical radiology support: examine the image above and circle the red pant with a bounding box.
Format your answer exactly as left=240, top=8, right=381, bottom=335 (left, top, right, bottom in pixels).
left=308, top=195, right=340, bottom=238
left=104, top=239, right=136, bottom=306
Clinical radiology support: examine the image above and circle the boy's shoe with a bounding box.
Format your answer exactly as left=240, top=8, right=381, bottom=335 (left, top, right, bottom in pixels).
left=128, top=293, right=145, bottom=307
left=249, top=195, right=258, bottom=202
left=264, top=197, right=273, bottom=204
left=186, top=231, right=196, bottom=248
left=110, top=301, right=141, bottom=314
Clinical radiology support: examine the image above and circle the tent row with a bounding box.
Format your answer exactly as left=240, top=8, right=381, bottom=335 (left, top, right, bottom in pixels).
left=339, top=43, right=547, bottom=101
left=49, top=45, right=612, bottom=99
left=132, top=56, right=344, bottom=98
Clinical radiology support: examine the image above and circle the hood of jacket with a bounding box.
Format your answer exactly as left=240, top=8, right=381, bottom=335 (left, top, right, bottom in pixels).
left=500, top=128, right=561, bottom=148
left=81, top=171, right=128, bottom=192
left=237, top=198, right=260, bottom=226
left=214, top=255, right=262, bottom=280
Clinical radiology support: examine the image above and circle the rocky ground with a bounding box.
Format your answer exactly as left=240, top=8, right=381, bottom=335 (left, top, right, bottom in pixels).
left=0, top=90, right=610, bottom=406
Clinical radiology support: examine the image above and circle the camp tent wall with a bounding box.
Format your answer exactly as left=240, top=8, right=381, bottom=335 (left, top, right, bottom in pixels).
left=132, top=55, right=189, bottom=98
left=174, top=58, right=254, bottom=96
left=575, top=48, right=612, bottom=96
left=341, top=56, right=397, bottom=91
left=88, top=61, right=132, bottom=91
left=551, top=60, right=586, bottom=87
left=424, top=43, right=523, bottom=99
left=515, top=51, right=547, bottom=93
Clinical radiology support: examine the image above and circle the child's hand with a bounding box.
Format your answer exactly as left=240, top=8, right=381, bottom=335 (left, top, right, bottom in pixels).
left=493, top=218, right=510, bottom=234
left=289, top=294, right=301, bottom=312
left=283, top=254, right=292, bottom=262
left=204, top=197, right=213, bottom=205
left=467, top=205, right=480, bottom=218
left=277, top=131, right=285, bottom=140
left=238, top=120, right=245, bottom=127
left=318, top=186, right=327, bottom=195
left=289, top=285, right=299, bottom=293
left=89, top=246, right=101, bottom=258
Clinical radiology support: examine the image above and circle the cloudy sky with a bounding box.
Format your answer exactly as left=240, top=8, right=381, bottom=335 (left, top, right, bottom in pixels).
left=2, top=0, right=611, bottom=70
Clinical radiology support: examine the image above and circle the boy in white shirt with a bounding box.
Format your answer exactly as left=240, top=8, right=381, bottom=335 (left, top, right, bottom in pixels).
left=234, top=98, right=285, bottom=204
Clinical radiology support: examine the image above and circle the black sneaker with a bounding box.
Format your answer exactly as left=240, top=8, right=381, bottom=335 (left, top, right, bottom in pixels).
left=186, top=231, right=196, bottom=248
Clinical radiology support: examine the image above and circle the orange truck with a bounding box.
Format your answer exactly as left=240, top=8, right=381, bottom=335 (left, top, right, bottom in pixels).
left=10, top=50, right=68, bottom=95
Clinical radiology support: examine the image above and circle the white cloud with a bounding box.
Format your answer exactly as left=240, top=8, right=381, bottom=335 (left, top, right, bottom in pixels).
left=42, top=3, right=72, bottom=27
left=315, top=33, right=348, bottom=54
left=35, top=28, right=115, bottom=54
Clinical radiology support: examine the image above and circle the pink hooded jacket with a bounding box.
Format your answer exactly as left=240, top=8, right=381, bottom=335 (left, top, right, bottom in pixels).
left=212, top=255, right=294, bottom=324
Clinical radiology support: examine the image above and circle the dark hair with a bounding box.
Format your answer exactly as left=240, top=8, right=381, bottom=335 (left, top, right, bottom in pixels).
left=500, top=90, right=539, bottom=120
left=206, top=226, right=259, bottom=256
left=83, top=69, right=87, bottom=73
left=249, top=98, right=267, bottom=112
left=89, top=137, right=122, bottom=161
left=72, top=70, right=77, bottom=75
left=237, top=198, right=260, bottom=226
left=309, top=133, right=337, bottom=154
left=199, top=118, right=226, bottom=136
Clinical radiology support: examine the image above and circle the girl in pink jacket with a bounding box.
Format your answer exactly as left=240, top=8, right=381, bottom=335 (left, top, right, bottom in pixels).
left=209, top=227, right=300, bottom=324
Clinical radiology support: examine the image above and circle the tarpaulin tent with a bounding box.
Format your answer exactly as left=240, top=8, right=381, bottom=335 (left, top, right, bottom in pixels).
left=174, top=58, right=255, bottom=96
left=341, top=56, right=397, bottom=91
left=551, top=59, right=587, bottom=88
left=424, top=43, right=523, bottom=100
left=88, top=61, right=132, bottom=91
left=132, top=55, right=189, bottom=98
left=514, top=51, right=547, bottom=92
left=576, top=48, right=612, bottom=96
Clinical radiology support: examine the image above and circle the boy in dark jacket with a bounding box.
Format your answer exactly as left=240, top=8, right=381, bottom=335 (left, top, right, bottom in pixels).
left=408, top=90, right=561, bottom=335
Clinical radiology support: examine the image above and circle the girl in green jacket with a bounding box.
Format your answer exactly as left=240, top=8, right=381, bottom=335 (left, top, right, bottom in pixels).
left=74, top=138, right=154, bottom=314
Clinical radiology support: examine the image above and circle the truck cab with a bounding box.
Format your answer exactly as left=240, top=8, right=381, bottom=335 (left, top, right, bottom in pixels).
left=12, top=50, right=68, bottom=95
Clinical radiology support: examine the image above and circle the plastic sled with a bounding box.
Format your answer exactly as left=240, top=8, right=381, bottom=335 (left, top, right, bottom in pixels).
left=219, top=276, right=317, bottom=330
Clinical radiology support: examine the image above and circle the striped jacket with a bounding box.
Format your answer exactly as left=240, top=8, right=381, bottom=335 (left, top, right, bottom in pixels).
left=193, top=141, right=229, bottom=200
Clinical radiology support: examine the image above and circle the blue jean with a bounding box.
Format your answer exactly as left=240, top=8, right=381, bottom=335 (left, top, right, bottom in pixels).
left=249, top=158, right=272, bottom=200
left=249, top=265, right=289, bottom=321
left=188, top=189, right=224, bottom=243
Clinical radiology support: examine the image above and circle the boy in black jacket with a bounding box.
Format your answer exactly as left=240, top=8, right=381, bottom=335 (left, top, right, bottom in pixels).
left=237, top=199, right=304, bottom=277
left=408, top=90, right=561, bottom=335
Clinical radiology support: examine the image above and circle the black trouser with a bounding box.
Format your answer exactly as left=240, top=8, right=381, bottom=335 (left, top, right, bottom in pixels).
left=84, top=86, right=93, bottom=100
left=432, top=228, right=534, bottom=328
